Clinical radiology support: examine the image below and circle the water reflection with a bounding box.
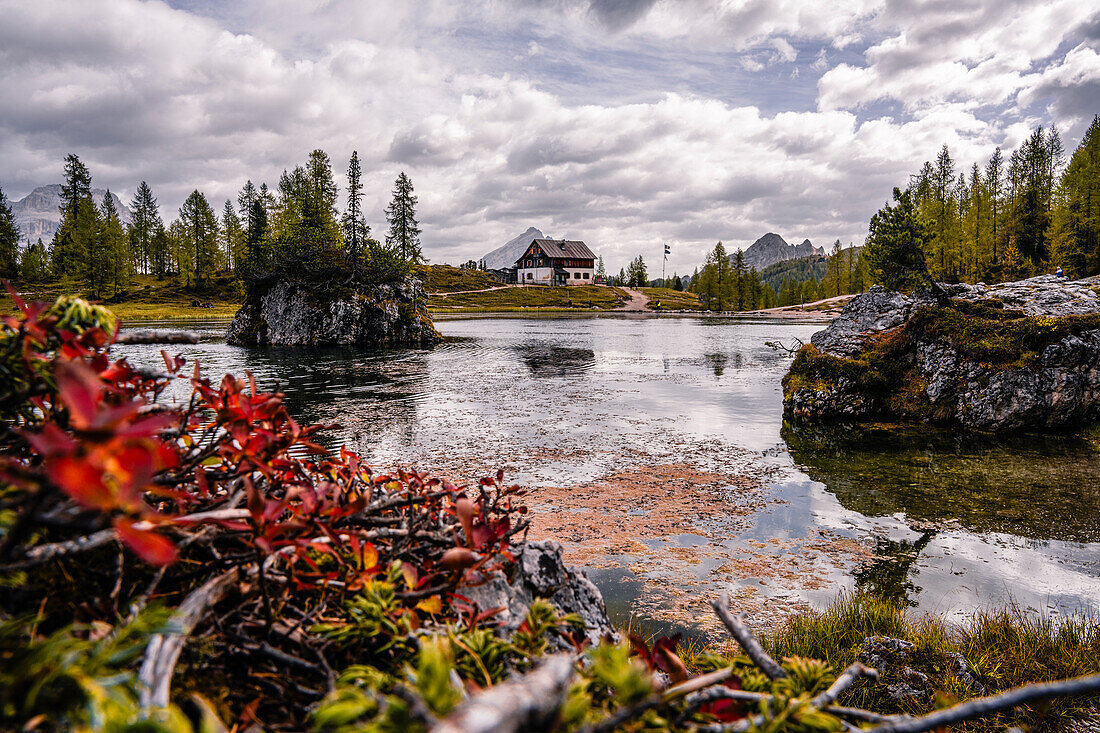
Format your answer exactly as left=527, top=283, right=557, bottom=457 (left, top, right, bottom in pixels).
left=516, top=342, right=596, bottom=378
left=852, top=532, right=936, bottom=606
left=783, top=420, right=1100, bottom=543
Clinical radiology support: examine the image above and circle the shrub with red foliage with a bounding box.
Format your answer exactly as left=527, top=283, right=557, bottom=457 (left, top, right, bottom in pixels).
left=0, top=291, right=531, bottom=726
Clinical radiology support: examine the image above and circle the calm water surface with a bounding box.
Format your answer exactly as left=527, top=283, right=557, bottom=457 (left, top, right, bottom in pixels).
left=115, top=315, right=1100, bottom=629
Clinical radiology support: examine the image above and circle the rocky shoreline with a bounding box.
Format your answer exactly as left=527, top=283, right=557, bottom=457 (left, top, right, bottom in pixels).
left=227, top=275, right=441, bottom=347
left=784, top=275, right=1100, bottom=431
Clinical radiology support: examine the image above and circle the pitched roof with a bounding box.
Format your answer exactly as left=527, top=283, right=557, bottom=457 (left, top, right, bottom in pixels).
left=529, top=238, right=596, bottom=261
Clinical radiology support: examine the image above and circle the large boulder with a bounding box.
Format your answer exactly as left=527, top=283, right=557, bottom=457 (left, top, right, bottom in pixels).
left=784, top=275, right=1100, bottom=431
left=227, top=276, right=441, bottom=347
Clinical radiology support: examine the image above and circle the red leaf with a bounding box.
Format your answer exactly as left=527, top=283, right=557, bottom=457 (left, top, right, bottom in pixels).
left=46, top=456, right=114, bottom=511
left=114, top=517, right=178, bottom=566
left=55, top=361, right=104, bottom=430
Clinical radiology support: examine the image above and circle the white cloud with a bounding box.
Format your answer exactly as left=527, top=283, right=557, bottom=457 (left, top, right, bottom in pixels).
left=0, top=0, right=1097, bottom=276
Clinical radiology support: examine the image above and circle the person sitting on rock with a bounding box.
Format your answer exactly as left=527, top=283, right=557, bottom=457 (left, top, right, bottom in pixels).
left=1055, top=266, right=1065, bottom=278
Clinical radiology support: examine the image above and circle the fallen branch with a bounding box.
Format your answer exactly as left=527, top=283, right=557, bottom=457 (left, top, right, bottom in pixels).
left=116, top=330, right=200, bottom=345
left=712, top=594, right=786, bottom=680
left=866, top=673, right=1100, bottom=733
left=431, top=654, right=575, bottom=733
left=810, top=662, right=878, bottom=708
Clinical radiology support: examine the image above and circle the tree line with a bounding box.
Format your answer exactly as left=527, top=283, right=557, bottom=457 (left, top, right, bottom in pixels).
left=866, top=115, right=1100, bottom=287
left=0, top=150, right=425, bottom=296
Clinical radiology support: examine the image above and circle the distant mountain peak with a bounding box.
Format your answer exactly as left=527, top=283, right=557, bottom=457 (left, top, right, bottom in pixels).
left=732, top=232, right=820, bottom=271
left=11, top=184, right=131, bottom=244
left=481, top=227, right=548, bottom=270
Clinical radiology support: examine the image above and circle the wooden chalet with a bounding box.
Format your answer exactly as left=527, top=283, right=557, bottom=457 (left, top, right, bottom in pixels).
left=515, top=238, right=597, bottom=286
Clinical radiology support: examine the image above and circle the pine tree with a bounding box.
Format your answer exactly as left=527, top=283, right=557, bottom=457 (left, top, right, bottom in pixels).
left=129, top=182, right=162, bottom=276
left=986, top=147, right=1004, bottom=266
left=51, top=154, right=97, bottom=280
left=596, top=255, right=607, bottom=281
left=245, top=198, right=269, bottom=274
left=865, top=187, right=932, bottom=291
left=732, top=249, right=746, bottom=309
left=385, top=172, right=422, bottom=262
left=0, top=186, right=20, bottom=280
left=342, top=151, right=370, bottom=273
left=179, top=190, right=220, bottom=288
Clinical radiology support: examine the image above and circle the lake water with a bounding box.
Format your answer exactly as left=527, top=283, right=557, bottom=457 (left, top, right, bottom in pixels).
left=115, top=315, right=1100, bottom=635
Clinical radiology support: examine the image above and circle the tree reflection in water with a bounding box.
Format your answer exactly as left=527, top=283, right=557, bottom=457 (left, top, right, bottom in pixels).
left=516, top=342, right=596, bottom=377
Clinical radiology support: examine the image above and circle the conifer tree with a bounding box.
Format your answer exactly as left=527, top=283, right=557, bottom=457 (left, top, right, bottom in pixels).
left=865, top=187, right=932, bottom=291
left=179, top=190, right=220, bottom=288
left=0, top=186, right=20, bottom=280
left=21, top=239, right=48, bottom=282
left=342, top=151, right=370, bottom=273
left=221, top=200, right=242, bottom=271
left=97, top=191, right=129, bottom=296
left=1051, top=115, right=1100, bottom=276
left=596, top=255, right=607, bottom=281
left=385, top=172, right=422, bottom=262
left=51, top=154, right=97, bottom=280
left=128, top=182, right=162, bottom=276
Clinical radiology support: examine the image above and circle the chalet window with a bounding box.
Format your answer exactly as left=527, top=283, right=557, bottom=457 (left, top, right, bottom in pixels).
left=583, top=272, right=589, bottom=279
left=526, top=272, right=532, bottom=279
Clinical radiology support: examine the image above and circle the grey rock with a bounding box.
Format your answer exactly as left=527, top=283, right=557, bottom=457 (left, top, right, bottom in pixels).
left=226, top=276, right=440, bottom=348
left=10, top=184, right=132, bottom=245
left=481, top=227, right=546, bottom=270
left=458, top=540, right=614, bottom=647
left=859, top=636, right=930, bottom=701
left=789, top=275, right=1100, bottom=431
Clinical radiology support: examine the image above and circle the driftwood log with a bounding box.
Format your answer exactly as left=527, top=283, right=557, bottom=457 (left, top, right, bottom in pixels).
left=116, top=330, right=200, bottom=345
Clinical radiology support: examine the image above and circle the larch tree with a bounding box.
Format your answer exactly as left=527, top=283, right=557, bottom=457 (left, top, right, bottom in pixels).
left=98, top=191, right=129, bottom=296
left=385, top=172, right=422, bottom=262
left=221, top=200, right=243, bottom=272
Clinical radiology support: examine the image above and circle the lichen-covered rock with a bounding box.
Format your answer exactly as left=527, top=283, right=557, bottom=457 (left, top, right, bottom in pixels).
left=226, top=276, right=441, bottom=347
left=785, top=275, right=1100, bottom=431
left=457, top=540, right=614, bottom=646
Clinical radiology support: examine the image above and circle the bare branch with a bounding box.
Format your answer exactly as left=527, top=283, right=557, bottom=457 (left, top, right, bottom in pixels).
left=810, top=662, right=878, bottom=709
left=866, top=673, right=1100, bottom=733
left=711, top=595, right=786, bottom=680
left=431, top=654, right=575, bottom=733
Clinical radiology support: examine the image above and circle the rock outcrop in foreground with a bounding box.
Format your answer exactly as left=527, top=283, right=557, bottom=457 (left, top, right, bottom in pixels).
left=227, top=276, right=441, bottom=347
left=784, top=275, right=1100, bottom=431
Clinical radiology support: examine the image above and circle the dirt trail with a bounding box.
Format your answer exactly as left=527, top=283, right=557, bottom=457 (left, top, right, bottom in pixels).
left=614, top=288, right=650, bottom=311
left=430, top=284, right=515, bottom=297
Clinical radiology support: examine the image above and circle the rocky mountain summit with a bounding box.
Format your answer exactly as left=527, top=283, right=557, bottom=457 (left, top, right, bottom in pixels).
left=481, top=226, right=546, bottom=270
left=227, top=275, right=441, bottom=347
left=11, top=184, right=131, bottom=243
left=784, top=275, right=1100, bottom=431
left=735, top=232, right=822, bottom=271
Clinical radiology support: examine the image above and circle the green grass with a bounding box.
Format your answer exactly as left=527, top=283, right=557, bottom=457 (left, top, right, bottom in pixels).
left=421, top=264, right=500, bottom=293
left=4, top=274, right=243, bottom=322
left=429, top=284, right=628, bottom=311
left=639, top=287, right=705, bottom=310
left=761, top=594, right=1100, bottom=731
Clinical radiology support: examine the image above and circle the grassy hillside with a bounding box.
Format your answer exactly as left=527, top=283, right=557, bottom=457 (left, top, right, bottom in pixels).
left=639, top=287, right=705, bottom=310
left=430, top=284, right=627, bottom=311
left=421, top=264, right=500, bottom=293
left=3, top=274, right=243, bottom=322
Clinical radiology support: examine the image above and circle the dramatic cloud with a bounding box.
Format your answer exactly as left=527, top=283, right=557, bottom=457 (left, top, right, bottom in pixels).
left=0, top=0, right=1097, bottom=273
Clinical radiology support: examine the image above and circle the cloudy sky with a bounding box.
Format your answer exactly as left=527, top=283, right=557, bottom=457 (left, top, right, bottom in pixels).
left=1, top=0, right=1098, bottom=273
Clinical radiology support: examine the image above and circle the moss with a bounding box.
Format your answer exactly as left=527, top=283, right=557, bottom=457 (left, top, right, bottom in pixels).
left=785, top=298, right=1100, bottom=424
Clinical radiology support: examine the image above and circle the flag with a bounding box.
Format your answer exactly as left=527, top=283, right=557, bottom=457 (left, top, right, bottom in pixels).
left=664, top=244, right=671, bottom=256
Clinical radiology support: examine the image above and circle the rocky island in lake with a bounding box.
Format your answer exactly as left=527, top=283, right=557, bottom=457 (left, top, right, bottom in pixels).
left=784, top=274, right=1100, bottom=430
left=226, top=273, right=441, bottom=348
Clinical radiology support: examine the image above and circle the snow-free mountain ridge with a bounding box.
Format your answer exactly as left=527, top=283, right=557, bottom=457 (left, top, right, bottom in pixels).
left=480, top=227, right=546, bottom=270
left=11, top=184, right=132, bottom=245
left=734, top=232, right=823, bottom=271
